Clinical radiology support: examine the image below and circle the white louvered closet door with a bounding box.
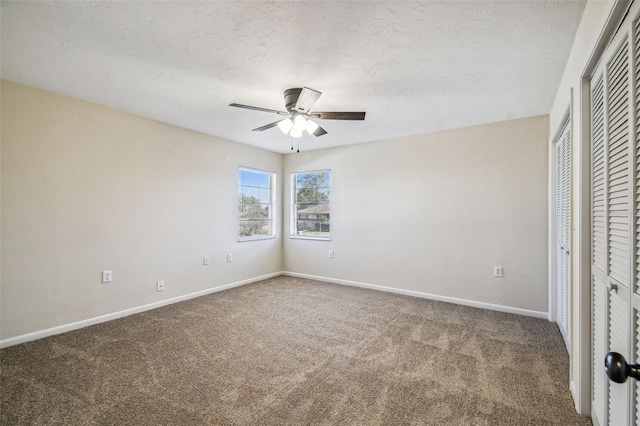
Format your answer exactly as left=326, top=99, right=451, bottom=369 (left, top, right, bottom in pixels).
left=555, top=120, right=571, bottom=350
left=590, top=3, right=640, bottom=425
left=633, top=11, right=640, bottom=424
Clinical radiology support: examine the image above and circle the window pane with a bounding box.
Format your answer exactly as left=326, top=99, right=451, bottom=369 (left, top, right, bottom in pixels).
left=296, top=204, right=329, bottom=215
left=296, top=220, right=330, bottom=235
left=241, top=186, right=271, bottom=203
left=296, top=171, right=331, bottom=188
left=292, top=169, right=330, bottom=238
left=239, top=204, right=270, bottom=219
left=239, top=220, right=270, bottom=237
left=296, top=187, right=329, bottom=204
left=241, top=169, right=270, bottom=188
left=238, top=168, right=275, bottom=240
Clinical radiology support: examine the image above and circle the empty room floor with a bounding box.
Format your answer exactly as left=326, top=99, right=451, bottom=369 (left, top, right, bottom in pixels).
left=0, top=276, right=590, bottom=425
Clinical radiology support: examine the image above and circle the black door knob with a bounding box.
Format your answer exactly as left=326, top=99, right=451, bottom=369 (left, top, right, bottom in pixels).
left=605, top=352, right=640, bottom=383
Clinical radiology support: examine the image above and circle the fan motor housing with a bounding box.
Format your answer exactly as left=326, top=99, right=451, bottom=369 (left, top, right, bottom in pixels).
left=284, top=88, right=302, bottom=112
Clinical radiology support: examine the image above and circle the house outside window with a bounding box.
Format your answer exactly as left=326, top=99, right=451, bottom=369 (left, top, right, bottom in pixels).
left=238, top=167, right=276, bottom=241
left=291, top=170, right=331, bottom=240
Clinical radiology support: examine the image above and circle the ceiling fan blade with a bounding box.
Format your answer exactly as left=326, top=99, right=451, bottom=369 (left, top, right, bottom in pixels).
left=312, top=125, right=328, bottom=137
left=294, top=87, right=322, bottom=113
left=252, top=120, right=284, bottom=131
left=311, top=111, right=366, bottom=120
left=229, top=103, right=289, bottom=116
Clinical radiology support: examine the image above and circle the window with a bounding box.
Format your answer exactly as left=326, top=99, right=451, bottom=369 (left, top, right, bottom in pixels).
left=238, top=168, right=275, bottom=241
left=291, top=170, right=331, bottom=240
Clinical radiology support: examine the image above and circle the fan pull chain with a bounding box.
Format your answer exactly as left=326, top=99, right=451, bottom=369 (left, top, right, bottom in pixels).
left=288, top=136, right=301, bottom=153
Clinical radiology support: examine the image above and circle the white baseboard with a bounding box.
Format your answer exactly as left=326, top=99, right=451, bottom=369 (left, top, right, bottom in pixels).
left=282, top=271, right=549, bottom=319
left=0, top=272, right=282, bottom=349
left=1, top=270, right=549, bottom=349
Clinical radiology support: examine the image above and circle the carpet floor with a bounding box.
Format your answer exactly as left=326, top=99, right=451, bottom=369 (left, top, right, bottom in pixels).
left=1, top=276, right=591, bottom=425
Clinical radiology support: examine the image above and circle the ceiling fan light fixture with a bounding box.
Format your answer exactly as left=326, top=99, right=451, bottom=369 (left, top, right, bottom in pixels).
left=230, top=87, right=367, bottom=145
left=290, top=127, right=303, bottom=138
left=277, top=118, right=294, bottom=134
left=293, top=114, right=307, bottom=131
left=305, top=119, right=319, bottom=134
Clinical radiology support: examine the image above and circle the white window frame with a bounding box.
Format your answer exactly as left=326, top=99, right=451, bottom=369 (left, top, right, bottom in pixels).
left=238, top=167, right=276, bottom=242
left=290, top=169, right=331, bottom=241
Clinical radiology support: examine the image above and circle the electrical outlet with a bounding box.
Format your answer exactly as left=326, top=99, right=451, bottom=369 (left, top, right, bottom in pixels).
left=329, top=250, right=334, bottom=259
left=102, top=270, right=112, bottom=283
left=203, top=256, right=210, bottom=266
left=227, top=253, right=233, bottom=262
left=156, top=280, right=165, bottom=292
left=493, top=266, right=503, bottom=278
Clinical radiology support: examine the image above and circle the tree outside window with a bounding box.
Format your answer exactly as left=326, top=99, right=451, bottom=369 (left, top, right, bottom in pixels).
left=292, top=170, right=331, bottom=239
left=239, top=168, right=275, bottom=240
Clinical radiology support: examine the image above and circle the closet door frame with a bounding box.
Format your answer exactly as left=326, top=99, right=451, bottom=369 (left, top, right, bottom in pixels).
left=550, top=111, right=572, bottom=352
left=573, top=0, right=633, bottom=417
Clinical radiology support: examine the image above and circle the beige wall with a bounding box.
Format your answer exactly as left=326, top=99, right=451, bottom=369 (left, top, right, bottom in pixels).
left=1, top=80, right=551, bottom=343
left=1, top=81, right=283, bottom=340
left=283, top=115, right=550, bottom=313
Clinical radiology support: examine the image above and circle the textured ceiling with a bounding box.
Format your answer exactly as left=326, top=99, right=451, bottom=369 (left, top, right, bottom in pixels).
left=1, top=1, right=585, bottom=154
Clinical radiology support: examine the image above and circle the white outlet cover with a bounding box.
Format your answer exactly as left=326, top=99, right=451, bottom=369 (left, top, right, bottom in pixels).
left=203, top=256, right=210, bottom=266
left=102, top=270, right=112, bottom=283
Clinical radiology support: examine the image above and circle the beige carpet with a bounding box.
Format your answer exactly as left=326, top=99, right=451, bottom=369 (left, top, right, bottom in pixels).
left=1, top=276, right=590, bottom=425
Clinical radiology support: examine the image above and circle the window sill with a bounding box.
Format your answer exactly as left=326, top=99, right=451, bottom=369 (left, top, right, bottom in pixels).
left=238, top=235, right=276, bottom=243
left=290, top=235, right=331, bottom=241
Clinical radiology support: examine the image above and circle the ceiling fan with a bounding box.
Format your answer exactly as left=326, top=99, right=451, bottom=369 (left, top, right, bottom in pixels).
left=229, top=87, right=366, bottom=138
